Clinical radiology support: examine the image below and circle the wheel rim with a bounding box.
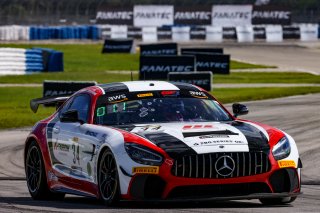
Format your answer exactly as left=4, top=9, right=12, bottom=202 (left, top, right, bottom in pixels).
left=26, top=145, right=42, bottom=193
left=99, top=152, right=118, bottom=201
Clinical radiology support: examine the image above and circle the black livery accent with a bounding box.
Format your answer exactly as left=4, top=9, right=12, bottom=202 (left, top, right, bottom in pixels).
left=231, top=121, right=270, bottom=152
left=183, top=130, right=239, bottom=138
left=138, top=132, right=197, bottom=159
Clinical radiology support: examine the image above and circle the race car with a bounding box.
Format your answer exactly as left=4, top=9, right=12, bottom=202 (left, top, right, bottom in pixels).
left=25, top=81, right=302, bottom=205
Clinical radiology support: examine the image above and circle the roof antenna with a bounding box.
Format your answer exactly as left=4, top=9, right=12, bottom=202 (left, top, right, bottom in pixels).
left=131, top=71, right=133, bottom=81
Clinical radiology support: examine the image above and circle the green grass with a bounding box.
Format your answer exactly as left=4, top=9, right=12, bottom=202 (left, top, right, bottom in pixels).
left=1, top=87, right=320, bottom=129
left=0, top=43, right=274, bottom=84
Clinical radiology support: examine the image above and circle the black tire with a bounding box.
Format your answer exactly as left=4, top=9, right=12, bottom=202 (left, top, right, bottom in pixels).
left=25, top=141, right=65, bottom=200
left=98, top=148, right=120, bottom=206
left=259, top=196, right=297, bottom=205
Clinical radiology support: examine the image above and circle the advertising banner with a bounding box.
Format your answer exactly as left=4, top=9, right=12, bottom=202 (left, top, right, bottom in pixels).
left=265, top=25, right=283, bottom=42
left=127, top=26, right=142, bottom=39
left=223, top=27, right=237, bottom=39
left=157, top=26, right=172, bottom=40
left=253, top=27, right=266, bottom=39
left=110, top=26, right=128, bottom=39
left=212, top=5, right=252, bottom=27
left=96, top=7, right=133, bottom=25
left=236, top=26, right=254, bottom=42
left=282, top=26, right=300, bottom=39
left=174, top=7, right=212, bottom=25
left=252, top=7, right=291, bottom=25
left=182, top=52, right=230, bottom=74
left=43, top=81, right=97, bottom=97
left=172, top=27, right=190, bottom=42
left=140, top=43, right=177, bottom=56
left=134, top=5, right=174, bottom=27
left=168, top=72, right=212, bottom=91
left=190, top=27, right=206, bottom=40
left=206, top=26, right=223, bottom=42
left=300, top=24, right=318, bottom=41
left=142, top=27, right=158, bottom=42
left=181, top=48, right=223, bottom=54
left=102, top=39, right=133, bottom=53
left=139, top=55, right=195, bottom=80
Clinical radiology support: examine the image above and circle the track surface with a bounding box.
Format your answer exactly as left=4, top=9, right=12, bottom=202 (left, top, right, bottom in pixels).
left=0, top=93, right=319, bottom=212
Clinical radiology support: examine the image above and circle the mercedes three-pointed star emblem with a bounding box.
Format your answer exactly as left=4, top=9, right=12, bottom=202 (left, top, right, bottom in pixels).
left=215, top=155, right=235, bottom=177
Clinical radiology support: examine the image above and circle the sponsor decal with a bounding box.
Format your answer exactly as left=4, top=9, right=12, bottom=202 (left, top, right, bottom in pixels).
left=108, top=94, right=128, bottom=103
left=139, top=125, right=161, bottom=131
left=132, top=166, right=159, bottom=174
left=54, top=143, right=70, bottom=152
left=193, top=140, right=244, bottom=146
left=137, top=93, right=153, bottom=98
left=278, top=160, right=296, bottom=168
left=165, top=159, right=174, bottom=166
left=72, top=137, right=79, bottom=143
left=48, top=171, right=58, bottom=181
left=85, top=130, right=98, bottom=137
left=97, top=107, right=106, bottom=117
left=189, top=91, right=208, bottom=99
left=199, top=135, right=230, bottom=139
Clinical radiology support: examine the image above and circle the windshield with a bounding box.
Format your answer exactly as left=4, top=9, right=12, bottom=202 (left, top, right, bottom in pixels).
left=94, top=94, right=232, bottom=125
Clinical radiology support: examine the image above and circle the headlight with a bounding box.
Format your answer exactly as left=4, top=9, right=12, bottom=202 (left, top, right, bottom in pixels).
left=272, top=136, right=291, bottom=160
left=125, top=143, right=163, bottom=166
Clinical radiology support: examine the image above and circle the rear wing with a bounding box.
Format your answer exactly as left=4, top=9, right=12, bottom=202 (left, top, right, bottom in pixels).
left=30, top=96, right=69, bottom=113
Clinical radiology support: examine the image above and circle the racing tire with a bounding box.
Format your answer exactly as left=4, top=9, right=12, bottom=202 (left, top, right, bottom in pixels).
left=98, top=148, right=120, bottom=206
left=25, top=141, right=65, bottom=200
left=259, top=196, right=297, bottom=205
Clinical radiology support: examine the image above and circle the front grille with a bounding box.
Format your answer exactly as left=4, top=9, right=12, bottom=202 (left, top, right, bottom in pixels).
left=172, top=152, right=271, bottom=179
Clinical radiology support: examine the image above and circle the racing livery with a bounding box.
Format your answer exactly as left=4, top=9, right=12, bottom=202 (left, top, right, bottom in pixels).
left=25, top=81, right=302, bottom=205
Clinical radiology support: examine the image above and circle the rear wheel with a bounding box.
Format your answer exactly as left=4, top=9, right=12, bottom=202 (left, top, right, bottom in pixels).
left=25, top=141, right=65, bottom=200
left=259, top=196, right=297, bottom=205
left=98, top=148, right=120, bottom=206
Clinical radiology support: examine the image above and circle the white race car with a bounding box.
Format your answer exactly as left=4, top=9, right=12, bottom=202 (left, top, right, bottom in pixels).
left=25, top=81, right=302, bottom=205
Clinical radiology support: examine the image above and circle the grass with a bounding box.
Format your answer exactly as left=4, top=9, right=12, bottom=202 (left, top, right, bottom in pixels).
left=0, top=43, right=275, bottom=84
left=1, top=86, right=320, bottom=129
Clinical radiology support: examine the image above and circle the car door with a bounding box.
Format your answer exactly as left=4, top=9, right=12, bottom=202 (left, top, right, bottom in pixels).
left=53, top=93, right=97, bottom=182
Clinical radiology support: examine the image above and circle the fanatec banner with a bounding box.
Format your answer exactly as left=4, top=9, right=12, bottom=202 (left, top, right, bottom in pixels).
left=43, top=81, right=97, bottom=97
left=102, top=39, right=133, bottom=53
left=140, top=43, right=177, bottom=56
left=139, top=55, right=195, bottom=80
left=134, top=5, right=174, bottom=27
left=174, top=7, right=211, bottom=25
left=252, top=7, right=291, bottom=25
left=168, top=72, right=212, bottom=91
left=211, top=5, right=252, bottom=27
left=96, top=7, right=133, bottom=25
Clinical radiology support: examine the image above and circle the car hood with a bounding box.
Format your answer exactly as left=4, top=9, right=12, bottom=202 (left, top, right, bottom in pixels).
left=128, top=121, right=270, bottom=158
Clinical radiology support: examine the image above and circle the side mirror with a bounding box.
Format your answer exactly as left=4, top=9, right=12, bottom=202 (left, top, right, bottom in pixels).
left=232, top=103, right=249, bottom=118
left=60, top=110, right=83, bottom=124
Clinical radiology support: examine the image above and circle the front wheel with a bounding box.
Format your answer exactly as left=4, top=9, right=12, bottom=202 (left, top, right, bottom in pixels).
left=259, top=196, right=297, bottom=205
left=98, top=148, right=120, bottom=206
left=25, top=141, right=65, bottom=200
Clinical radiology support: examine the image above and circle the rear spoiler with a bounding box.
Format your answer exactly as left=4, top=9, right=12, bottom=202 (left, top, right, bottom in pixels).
left=30, top=96, right=69, bottom=113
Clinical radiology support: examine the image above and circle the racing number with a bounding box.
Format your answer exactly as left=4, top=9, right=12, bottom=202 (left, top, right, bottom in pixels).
left=72, top=144, right=80, bottom=165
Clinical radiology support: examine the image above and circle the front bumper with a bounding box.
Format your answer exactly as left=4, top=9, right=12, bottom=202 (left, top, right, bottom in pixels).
left=126, top=167, right=301, bottom=200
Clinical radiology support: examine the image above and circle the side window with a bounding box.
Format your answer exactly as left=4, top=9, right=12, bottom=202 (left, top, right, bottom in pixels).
left=62, top=94, right=91, bottom=123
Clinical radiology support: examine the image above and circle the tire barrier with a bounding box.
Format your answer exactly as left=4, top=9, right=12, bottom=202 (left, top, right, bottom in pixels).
left=0, top=48, right=63, bottom=75
left=29, top=25, right=99, bottom=40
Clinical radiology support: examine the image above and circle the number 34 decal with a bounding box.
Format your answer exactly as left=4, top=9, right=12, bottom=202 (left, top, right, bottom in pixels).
left=72, top=143, right=80, bottom=165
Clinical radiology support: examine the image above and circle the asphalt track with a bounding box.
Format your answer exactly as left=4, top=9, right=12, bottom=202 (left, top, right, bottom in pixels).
left=0, top=93, right=319, bottom=212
